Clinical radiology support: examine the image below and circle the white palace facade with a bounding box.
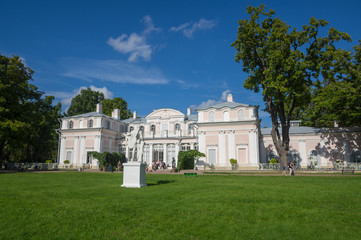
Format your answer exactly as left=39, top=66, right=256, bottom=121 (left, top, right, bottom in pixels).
left=57, top=94, right=361, bottom=170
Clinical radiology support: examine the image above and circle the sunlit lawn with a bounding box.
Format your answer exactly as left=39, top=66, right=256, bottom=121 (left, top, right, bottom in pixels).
left=0, top=172, right=360, bottom=239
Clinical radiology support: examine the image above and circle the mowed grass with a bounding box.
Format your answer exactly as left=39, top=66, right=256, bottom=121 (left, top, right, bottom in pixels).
left=0, top=172, right=360, bottom=239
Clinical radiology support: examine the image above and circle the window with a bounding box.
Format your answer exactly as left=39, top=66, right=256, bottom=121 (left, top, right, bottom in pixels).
left=79, top=120, right=83, bottom=128
left=188, top=124, right=193, bottom=135
left=238, top=110, right=244, bottom=120
left=139, top=126, right=144, bottom=135
left=209, top=111, right=214, bottom=122
left=88, top=119, right=93, bottom=128
left=68, top=121, right=73, bottom=129
left=175, top=123, right=180, bottom=131
left=167, top=144, right=176, bottom=166
left=288, top=150, right=300, bottom=163
left=330, top=149, right=340, bottom=162
left=153, top=144, right=164, bottom=162
left=182, top=144, right=191, bottom=151
left=143, top=145, right=150, bottom=164
left=66, top=151, right=72, bottom=162
left=309, top=150, right=320, bottom=166
left=151, top=125, right=156, bottom=132
left=350, top=150, right=361, bottom=163
left=223, top=111, right=229, bottom=121
left=106, top=121, right=111, bottom=129
left=208, top=149, right=217, bottom=165
left=129, top=126, right=134, bottom=132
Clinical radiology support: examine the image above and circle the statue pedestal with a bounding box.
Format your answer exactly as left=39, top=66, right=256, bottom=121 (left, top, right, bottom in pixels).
left=121, top=162, right=147, bottom=188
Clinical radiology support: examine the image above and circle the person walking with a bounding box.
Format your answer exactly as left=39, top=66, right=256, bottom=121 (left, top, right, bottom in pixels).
left=282, top=165, right=287, bottom=176
left=288, top=162, right=293, bottom=175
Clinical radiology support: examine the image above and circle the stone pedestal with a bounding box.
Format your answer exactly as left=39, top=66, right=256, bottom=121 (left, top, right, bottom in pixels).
left=121, top=162, right=147, bottom=188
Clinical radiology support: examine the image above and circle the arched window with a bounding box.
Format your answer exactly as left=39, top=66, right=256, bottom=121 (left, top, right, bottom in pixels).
left=129, top=126, right=134, bottom=132
left=175, top=123, right=180, bottom=131
left=79, top=120, right=83, bottom=128
left=350, top=150, right=361, bottom=163
left=288, top=150, right=300, bottom=163
left=309, top=150, right=320, bottom=166
left=223, top=111, right=229, bottom=121
left=188, top=124, right=193, bottom=134
left=88, top=119, right=93, bottom=128
left=209, top=111, right=214, bottom=122
left=238, top=110, right=244, bottom=120
left=151, top=125, right=156, bottom=132
left=68, top=121, right=73, bottom=129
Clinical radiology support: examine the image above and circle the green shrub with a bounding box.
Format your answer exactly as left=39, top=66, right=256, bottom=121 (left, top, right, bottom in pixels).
left=88, top=151, right=126, bottom=170
left=177, top=150, right=205, bottom=171
left=45, top=160, right=52, bottom=164
left=269, top=158, right=278, bottom=164
left=229, top=158, right=237, bottom=165
left=64, top=160, right=70, bottom=164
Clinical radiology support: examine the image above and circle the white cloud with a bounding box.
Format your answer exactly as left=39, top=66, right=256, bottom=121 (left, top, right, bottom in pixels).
left=60, top=58, right=169, bottom=85
left=48, top=85, right=113, bottom=107
left=190, top=89, right=231, bottom=110
left=107, top=33, right=151, bottom=62
left=107, top=15, right=161, bottom=62
left=142, top=15, right=162, bottom=35
left=169, top=18, right=217, bottom=38
left=176, top=80, right=199, bottom=89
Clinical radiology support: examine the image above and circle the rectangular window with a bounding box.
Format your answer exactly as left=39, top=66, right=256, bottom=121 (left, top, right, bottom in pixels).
left=66, top=151, right=72, bottom=163
left=208, top=149, right=216, bottom=165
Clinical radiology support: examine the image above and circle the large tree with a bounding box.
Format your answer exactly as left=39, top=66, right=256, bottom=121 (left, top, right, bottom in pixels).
left=66, top=88, right=104, bottom=116
left=231, top=5, right=351, bottom=167
left=102, top=97, right=132, bottom=119
left=0, top=54, right=62, bottom=165
left=299, top=41, right=361, bottom=127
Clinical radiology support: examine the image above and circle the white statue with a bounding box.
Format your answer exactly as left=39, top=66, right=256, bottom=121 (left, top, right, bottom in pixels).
left=125, top=127, right=144, bottom=162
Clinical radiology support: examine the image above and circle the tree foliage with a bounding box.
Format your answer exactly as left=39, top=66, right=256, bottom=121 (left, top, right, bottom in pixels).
left=102, top=97, right=132, bottom=119
left=0, top=54, right=62, bottom=165
left=66, top=88, right=104, bottom=116
left=232, top=5, right=351, bottom=167
left=299, top=41, right=361, bottom=127
left=177, top=150, right=205, bottom=171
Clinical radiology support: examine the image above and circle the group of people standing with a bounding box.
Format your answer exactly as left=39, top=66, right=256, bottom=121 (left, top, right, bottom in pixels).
left=282, top=162, right=295, bottom=176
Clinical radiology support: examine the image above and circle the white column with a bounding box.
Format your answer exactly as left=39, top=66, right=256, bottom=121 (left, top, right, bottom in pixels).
left=80, top=136, right=85, bottom=165
left=74, top=136, right=79, bottom=166
left=60, top=137, right=66, bottom=164
left=248, top=129, right=259, bottom=167
left=109, top=138, right=112, bottom=152
left=228, top=130, right=236, bottom=160
left=219, top=131, right=226, bottom=167
left=175, top=143, right=180, bottom=167
left=299, top=139, right=307, bottom=168
left=149, top=144, right=153, bottom=165
left=163, top=143, right=167, bottom=166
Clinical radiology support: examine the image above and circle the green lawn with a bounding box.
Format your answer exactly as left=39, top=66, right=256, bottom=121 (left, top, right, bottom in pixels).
left=0, top=172, right=360, bottom=239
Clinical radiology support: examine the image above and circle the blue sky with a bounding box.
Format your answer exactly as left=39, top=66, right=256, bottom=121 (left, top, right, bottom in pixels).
left=1, top=0, right=361, bottom=127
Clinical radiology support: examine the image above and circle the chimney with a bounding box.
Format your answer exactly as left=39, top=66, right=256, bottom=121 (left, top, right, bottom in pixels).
left=187, top=107, right=191, bottom=115
left=96, top=103, right=102, bottom=113
left=112, top=109, right=120, bottom=119
left=227, top=94, right=233, bottom=102
left=133, top=111, right=137, bottom=119
left=334, top=120, right=339, bottom=128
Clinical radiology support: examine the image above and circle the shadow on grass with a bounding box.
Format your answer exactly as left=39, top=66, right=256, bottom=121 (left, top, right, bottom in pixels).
left=146, top=180, right=176, bottom=187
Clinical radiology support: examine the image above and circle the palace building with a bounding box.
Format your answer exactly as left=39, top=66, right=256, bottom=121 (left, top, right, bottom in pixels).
left=57, top=94, right=361, bottom=170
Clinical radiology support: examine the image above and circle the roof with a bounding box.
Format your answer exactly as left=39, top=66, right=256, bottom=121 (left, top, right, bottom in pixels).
left=62, top=112, right=107, bottom=119
left=196, top=101, right=251, bottom=111
left=261, top=126, right=361, bottom=135
left=186, top=114, right=198, bottom=121
left=121, top=118, right=146, bottom=124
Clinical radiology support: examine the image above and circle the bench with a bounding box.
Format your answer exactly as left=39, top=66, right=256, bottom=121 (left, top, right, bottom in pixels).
left=105, top=166, right=114, bottom=172
left=342, top=168, right=354, bottom=174
left=183, top=172, right=197, bottom=177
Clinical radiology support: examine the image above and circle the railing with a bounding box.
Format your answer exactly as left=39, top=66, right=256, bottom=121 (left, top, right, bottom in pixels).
left=259, top=162, right=361, bottom=170
left=2, top=163, right=59, bottom=171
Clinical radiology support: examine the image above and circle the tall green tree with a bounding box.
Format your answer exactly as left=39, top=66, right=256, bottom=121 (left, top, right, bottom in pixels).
left=102, top=97, right=132, bottom=119
left=66, top=88, right=104, bottom=116
left=299, top=41, right=361, bottom=127
left=231, top=5, right=351, bottom=167
left=0, top=54, right=61, bottom=165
